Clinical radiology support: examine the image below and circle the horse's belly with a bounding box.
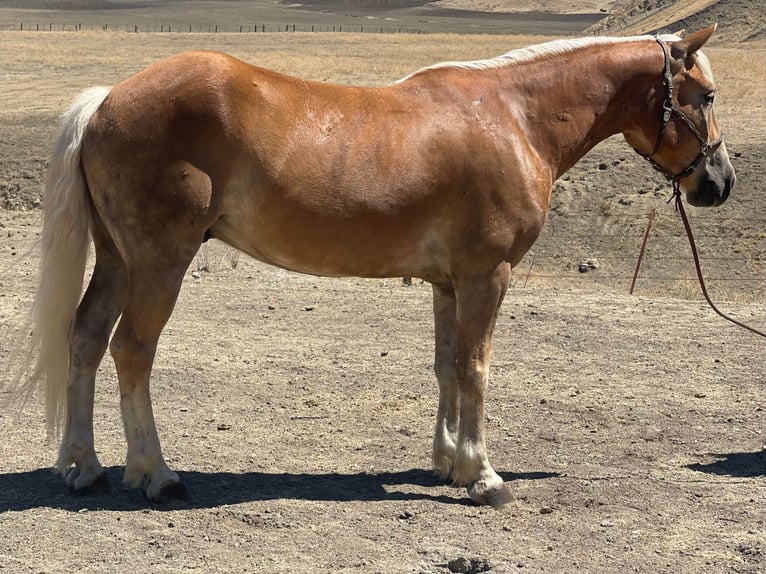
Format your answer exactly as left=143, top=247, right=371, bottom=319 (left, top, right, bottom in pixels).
left=211, top=209, right=443, bottom=280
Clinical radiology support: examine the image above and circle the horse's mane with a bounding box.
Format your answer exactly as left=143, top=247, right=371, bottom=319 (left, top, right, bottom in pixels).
left=396, top=33, right=688, bottom=83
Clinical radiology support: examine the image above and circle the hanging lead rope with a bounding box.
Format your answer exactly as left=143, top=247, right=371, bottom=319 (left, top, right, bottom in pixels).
left=672, top=185, right=766, bottom=338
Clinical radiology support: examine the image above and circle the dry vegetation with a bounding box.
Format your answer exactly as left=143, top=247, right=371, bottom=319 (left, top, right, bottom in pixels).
left=423, top=0, right=610, bottom=14
left=0, top=0, right=604, bottom=35
left=0, top=31, right=557, bottom=114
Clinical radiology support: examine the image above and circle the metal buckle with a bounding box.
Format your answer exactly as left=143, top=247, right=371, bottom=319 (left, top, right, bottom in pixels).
left=662, top=100, right=673, bottom=123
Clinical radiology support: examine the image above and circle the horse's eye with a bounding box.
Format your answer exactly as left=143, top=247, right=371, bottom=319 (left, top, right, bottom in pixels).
left=704, top=91, right=716, bottom=106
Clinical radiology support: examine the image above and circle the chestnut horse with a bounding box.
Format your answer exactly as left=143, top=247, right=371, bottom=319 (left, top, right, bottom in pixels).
left=21, top=26, right=734, bottom=506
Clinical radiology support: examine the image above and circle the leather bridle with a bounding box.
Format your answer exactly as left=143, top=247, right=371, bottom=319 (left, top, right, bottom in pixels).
left=633, top=38, right=725, bottom=189
left=632, top=39, right=766, bottom=338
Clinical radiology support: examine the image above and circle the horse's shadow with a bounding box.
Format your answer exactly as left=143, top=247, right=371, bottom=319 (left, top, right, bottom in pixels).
left=686, top=450, right=765, bottom=478
left=0, top=467, right=558, bottom=512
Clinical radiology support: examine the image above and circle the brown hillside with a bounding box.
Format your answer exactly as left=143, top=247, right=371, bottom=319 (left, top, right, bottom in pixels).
left=585, top=0, right=766, bottom=41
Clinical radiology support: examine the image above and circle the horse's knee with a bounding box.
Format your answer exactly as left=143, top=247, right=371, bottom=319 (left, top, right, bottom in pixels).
left=434, top=358, right=457, bottom=386
left=109, top=331, right=154, bottom=374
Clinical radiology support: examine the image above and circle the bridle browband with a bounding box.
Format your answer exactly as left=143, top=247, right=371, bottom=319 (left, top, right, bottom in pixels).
left=633, top=38, right=725, bottom=190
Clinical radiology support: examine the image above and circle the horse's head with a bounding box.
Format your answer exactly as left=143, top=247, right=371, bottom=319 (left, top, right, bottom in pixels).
left=626, top=25, right=735, bottom=206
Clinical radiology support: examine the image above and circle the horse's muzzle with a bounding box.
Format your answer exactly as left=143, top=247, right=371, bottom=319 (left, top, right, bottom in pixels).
left=687, top=171, right=735, bottom=206
left=685, top=156, right=736, bottom=207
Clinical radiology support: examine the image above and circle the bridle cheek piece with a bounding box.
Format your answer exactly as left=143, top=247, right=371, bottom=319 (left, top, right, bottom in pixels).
left=633, top=38, right=725, bottom=194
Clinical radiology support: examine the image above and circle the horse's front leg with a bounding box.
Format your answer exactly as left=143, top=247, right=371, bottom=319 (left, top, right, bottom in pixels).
left=432, top=284, right=459, bottom=480
left=451, top=264, right=513, bottom=508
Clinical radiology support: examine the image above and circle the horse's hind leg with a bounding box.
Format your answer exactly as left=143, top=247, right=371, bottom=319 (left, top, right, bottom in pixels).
left=109, top=240, right=200, bottom=502
left=57, top=212, right=127, bottom=492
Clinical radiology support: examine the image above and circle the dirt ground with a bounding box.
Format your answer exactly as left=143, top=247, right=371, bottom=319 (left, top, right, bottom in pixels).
left=0, top=17, right=764, bottom=574
left=0, top=231, right=764, bottom=573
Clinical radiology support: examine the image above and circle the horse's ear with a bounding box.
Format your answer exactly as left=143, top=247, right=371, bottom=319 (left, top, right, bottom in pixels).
left=670, top=24, right=717, bottom=59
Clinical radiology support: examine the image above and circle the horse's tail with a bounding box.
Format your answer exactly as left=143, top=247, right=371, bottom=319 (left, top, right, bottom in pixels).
left=21, top=86, right=111, bottom=439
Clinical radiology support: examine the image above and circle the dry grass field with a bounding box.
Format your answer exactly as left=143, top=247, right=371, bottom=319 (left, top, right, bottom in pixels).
left=0, top=15, right=764, bottom=574
left=0, top=0, right=604, bottom=35
left=0, top=32, right=560, bottom=111
left=1, top=29, right=763, bottom=299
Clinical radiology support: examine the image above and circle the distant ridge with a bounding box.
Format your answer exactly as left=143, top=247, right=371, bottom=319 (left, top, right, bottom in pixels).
left=585, top=0, right=765, bottom=41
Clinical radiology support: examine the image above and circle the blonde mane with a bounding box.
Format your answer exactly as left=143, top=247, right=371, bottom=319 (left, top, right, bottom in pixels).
left=397, top=33, right=683, bottom=83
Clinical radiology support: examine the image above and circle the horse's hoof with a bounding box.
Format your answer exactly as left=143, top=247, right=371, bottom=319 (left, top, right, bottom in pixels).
left=485, top=484, right=515, bottom=509
left=146, top=480, right=189, bottom=503
left=468, top=481, right=514, bottom=509
left=68, top=472, right=112, bottom=496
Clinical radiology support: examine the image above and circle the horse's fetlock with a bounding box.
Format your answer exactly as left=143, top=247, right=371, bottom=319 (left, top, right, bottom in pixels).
left=122, top=466, right=147, bottom=489
left=433, top=455, right=454, bottom=481
left=57, top=439, right=89, bottom=467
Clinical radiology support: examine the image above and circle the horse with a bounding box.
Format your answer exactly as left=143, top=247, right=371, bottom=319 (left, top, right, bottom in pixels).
left=19, top=25, right=735, bottom=507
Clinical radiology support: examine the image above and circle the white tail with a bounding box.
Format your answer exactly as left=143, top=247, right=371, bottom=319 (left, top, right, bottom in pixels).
left=21, top=86, right=111, bottom=438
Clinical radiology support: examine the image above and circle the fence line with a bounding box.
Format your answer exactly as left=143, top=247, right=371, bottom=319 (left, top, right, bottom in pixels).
left=0, top=22, right=427, bottom=34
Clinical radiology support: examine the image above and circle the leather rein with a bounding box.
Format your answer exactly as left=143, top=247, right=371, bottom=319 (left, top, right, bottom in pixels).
left=634, top=38, right=766, bottom=339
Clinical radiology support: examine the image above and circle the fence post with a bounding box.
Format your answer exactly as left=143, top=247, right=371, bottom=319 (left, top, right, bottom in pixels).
left=630, top=208, right=656, bottom=295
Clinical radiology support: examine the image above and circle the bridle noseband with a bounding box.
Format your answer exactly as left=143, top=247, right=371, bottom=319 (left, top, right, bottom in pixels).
left=633, top=38, right=725, bottom=190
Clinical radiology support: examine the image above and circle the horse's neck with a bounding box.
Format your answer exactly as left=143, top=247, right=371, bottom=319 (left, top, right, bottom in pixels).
left=505, top=41, right=660, bottom=179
